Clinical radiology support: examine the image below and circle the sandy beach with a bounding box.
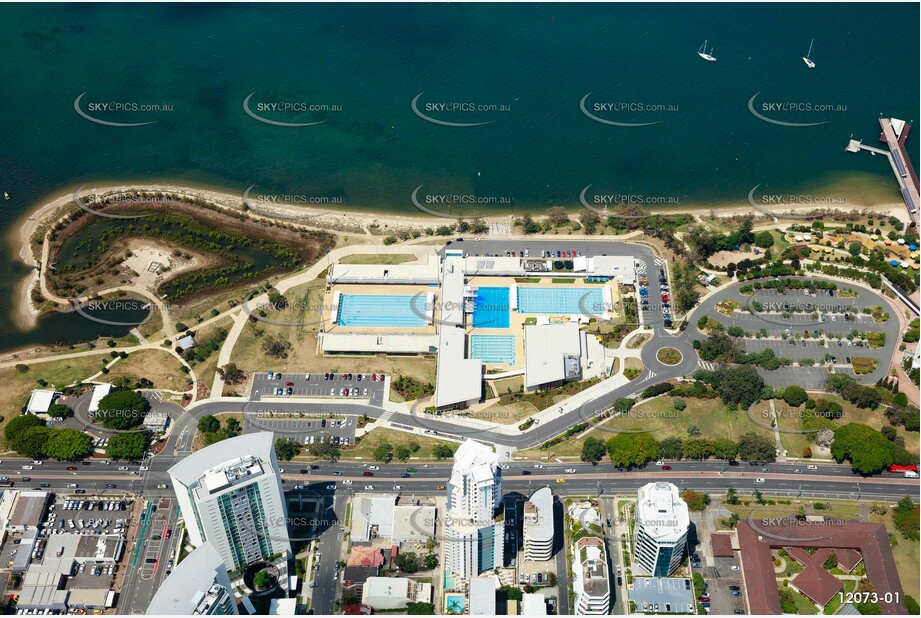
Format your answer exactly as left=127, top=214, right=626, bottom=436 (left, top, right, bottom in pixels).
left=8, top=180, right=911, bottom=331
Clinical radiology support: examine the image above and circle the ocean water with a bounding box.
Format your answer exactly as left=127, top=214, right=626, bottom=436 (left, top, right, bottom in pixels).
left=0, top=3, right=917, bottom=349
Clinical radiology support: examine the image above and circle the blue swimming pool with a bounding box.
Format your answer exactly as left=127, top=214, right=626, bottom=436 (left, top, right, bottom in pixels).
left=472, top=287, right=510, bottom=328
left=470, top=335, right=517, bottom=365
left=337, top=294, right=426, bottom=327
left=517, top=287, right=604, bottom=315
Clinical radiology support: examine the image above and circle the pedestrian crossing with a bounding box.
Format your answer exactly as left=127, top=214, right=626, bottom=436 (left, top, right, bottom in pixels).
left=698, top=361, right=717, bottom=370
left=379, top=409, right=396, bottom=422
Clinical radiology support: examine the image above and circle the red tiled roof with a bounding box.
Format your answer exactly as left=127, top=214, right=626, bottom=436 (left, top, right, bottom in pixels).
left=711, top=534, right=734, bottom=557
left=791, top=564, right=843, bottom=607
left=737, top=520, right=906, bottom=615
left=836, top=549, right=863, bottom=573
left=347, top=545, right=384, bottom=567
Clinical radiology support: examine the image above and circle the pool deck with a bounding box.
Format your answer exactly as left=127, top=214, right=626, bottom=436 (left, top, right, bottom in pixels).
left=323, top=283, right=439, bottom=335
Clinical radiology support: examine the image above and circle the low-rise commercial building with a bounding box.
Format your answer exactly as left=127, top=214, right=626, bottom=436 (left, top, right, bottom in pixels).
left=360, top=577, right=432, bottom=610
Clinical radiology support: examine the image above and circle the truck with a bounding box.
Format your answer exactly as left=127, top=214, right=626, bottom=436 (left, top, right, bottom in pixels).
left=889, top=464, right=919, bottom=476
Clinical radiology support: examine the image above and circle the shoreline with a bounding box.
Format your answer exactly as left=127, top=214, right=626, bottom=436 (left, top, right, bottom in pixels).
left=7, top=179, right=911, bottom=335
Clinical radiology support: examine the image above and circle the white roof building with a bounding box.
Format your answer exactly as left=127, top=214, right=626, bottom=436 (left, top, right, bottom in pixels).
left=469, top=576, right=498, bottom=615
left=392, top=504, right=436, bottom=543
left=148, top=542, right=238, bottom=615
left=26, top=389, right=58, bottom=414
left=523, top=323, right=584, bottom=390
left=523, top=592, right=549, bottom=616
left=524, top=487, right=555, bottom=562
left=633, top=482, right=690, bottom=577
left=87, top=384, right=112, bottom=414
left=572, top=537, right=610, bottom=615
left=321, top=333, right=438, bottom=354
left=434, top=256, right=482, bottom=409
left=361, top=577, right=431, bottom=610
left=447, top=440, right=502, bottom=523
left=168, top=432, right=290, bottom=571
left=327, top=255, right=441, bottom=285
left=350, top=494, right=397, bottom=543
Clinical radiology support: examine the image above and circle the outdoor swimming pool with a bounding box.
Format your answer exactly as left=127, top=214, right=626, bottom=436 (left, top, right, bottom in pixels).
left=517, top=287, right=604, bottom=315
left=470, top=335, right=517, bottom=365
left=444, top=594, right=466, bottom=613
left=472, top=287, right=510, bottom=328
left=337, top=294, right=426, bottom=327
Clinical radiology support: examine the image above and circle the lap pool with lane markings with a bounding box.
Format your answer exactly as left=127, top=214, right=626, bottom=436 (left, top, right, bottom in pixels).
left=469, top=334, right=517, bottom=364
left=337, top=294, right=427, bottom=327
left=517, top=287, right=604, bottom=314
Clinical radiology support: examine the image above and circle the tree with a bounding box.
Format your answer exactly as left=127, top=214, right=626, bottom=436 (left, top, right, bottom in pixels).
left=614, top=398, right=635, bottom=413
left=823, top=552, right=838, bottom=570
left=848, top=241, right=863, bottom=257
left=395, top=445, right=412, bottom=462
left=736, top=432, right=776, bottom=462
left=831, top=424, right=893, bottom=475
left=423, top=553, right=438, bottom=570
left=395, top=551, right=420, bottom=573
left=253, top=569, right=276, bottom=591
left=893, top=495, right=920, bottom=541
left=711, top=366, right=764, bottom=408
left=407, top=602, right=436, bottom=615
left=686, top=424, right=701, bottom=437
left=782, top=386, right=809, bottom=407
left=373, top=442, right=393, bottom=463
left=726, top=487, right=740, bottom=505
left=547, top=207, right=569, bottom=226
left=14, top=426, right=53, bottom=458
left=95, top=390, right=149, bottom=430
left=659, top=437, right=684, bottom=460
left=218, top=363, right=245, bottom=385
left=15, top=364, right=29, bottom=374
left=580, top=210, right=601, bottom=234
left=197, top=415, right=220, bottom=433
left=713, top=438, right=738, bottom=461
left=44, top=428, right=92, bottom=460
left=261, top=334, right=292, bottom=359
left=606, top=433, right=660, bottom=468
left=682, top=438, right=714, bottom=460
left=673, top=398, right=687, bottom=411
left=4, top=414, right=43, bottom=446
left=275, top=438, right=301, bottom=461
left=48, top=403, right=73, bottom=419
left=107, top=432, right=151, bottom=460
left=308, top=441, right=341, bottom=462
left=754, top=231, right=775, bottom=249
left=681, top=489, right=711, bottom=511
left=432, top=443, right=456, bottom=460
left=581, top=437, right=607, bottom=464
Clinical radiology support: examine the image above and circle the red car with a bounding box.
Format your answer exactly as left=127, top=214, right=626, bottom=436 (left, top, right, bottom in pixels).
left=66, top=466, right=78, bottom=471
left=166, top=529, right=172, bottom=539
left=661, top=465, right=672, bottom=471
left=362, top=471, right=374, bottom=477
left=371, top=374, right=378, bottom=382
left=285, top=381, right=294, bottom=386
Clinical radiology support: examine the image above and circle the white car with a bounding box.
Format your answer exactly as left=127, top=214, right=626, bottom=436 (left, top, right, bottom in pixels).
left=343, top=479, right=353, bottom=485
left=807, top=465, right=818, bottom=470
left=730, top=565, right=740, bottom=571
left=755, top=478, right=766, bottom=484
left=393, top=485, right=402, bottom=490
left=326, top=485, right=336, bottom=490
left=364, top=485, right=374, bottom=490
left=565, top=468, right=577, bottom=473
left=655, top=460, right=664, bottom=466
left=533, top=464, right=543, bottom=469
left=501, top=464, right=510, bottom=470
left=368, top=466, right=380, bottom=471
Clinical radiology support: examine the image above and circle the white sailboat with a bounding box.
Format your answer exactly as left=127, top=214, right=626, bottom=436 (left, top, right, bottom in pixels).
left=697, top=39, right=717, bottom=62
left=803, top=39, right=816, bottom=69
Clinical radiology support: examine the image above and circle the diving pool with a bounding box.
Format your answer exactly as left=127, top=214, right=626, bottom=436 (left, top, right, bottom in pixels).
left=472, top=287, right=510, bottom=328
left=470, top=335, right=517, bottom=365
left=517, top=287, right=604, bottom=315
left=337, top=294, right=426, bottom=327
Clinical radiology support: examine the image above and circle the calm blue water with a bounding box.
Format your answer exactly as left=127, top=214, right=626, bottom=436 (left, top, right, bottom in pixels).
left=0, top=3, right=917, bottom=350
left=337, top=294, right=426, bottom=327
left=472, top=287, right=510, bottom=328
left=470, top=334, right=517, bottom=365
left=518, top=287, right=604, bottom=315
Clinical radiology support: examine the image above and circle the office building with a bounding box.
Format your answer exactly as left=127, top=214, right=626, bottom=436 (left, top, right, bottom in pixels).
left=148, top=542, right=238, bottom=615
left=633, top=482, right=689, bottom=577
left=523, top=487, right=554, bottom=561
